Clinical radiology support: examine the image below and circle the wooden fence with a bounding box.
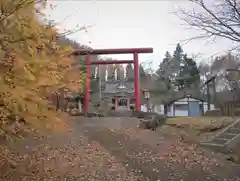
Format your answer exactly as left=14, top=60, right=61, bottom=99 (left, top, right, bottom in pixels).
left=50, top=92, right=84, bottom=114
left=220, top=101, right=240, bottom=116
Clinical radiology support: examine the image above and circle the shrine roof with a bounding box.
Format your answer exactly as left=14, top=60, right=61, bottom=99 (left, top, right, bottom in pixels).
left=103, top=81, right=134, bottom=94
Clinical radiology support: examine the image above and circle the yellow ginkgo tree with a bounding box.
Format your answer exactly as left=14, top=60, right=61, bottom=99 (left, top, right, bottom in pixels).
left=0, top=0, right=84, bottom=136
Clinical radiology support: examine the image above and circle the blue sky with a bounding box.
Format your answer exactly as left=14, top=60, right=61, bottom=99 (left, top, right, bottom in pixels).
left=45, top=0, right=236, bottom=70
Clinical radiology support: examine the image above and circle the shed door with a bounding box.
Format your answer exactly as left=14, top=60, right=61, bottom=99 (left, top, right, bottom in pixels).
left=189, top=101, right=201, bottom=116
left=174, top=104, right=188, bottom=116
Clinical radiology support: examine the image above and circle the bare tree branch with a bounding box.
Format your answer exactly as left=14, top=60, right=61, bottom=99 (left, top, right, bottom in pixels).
left=0, top=0, right=34, bottom=21
left=176, top=0, right=240, bottom=43
left=44, top=4, right=96, bottom=37
left=58, top=24, right=96, bottom=36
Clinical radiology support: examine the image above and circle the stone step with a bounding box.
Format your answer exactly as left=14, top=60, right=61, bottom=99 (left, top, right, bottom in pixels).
left=227, top=128, right=240, bottom=134
left=226, top=133, right=240, bottom=149
left=107, top=111, right=133, bottom=117
left=217, top=132, right=238, bottom=140
left=201, top=142, right=225, bottom=147
left=234, top=121, right=240, bottom=128
left=211, top=138, right=229, bottom=145
left=200, top=119, right=240, bottom=153
left=200, top=142, right=227, bottom=153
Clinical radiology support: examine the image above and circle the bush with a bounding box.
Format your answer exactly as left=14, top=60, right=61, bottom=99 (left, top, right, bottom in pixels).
left=132, top=111, right=159, bottom=118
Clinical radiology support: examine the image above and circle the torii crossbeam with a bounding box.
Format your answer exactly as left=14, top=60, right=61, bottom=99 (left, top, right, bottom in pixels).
left=71, top=47, right=153, bottom=115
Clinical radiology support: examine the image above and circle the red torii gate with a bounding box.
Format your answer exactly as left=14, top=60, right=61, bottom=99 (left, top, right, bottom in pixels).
left=71, top=48, right=153, bottom=115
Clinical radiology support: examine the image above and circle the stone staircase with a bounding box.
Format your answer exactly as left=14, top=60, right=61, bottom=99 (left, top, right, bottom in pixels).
left=107, top=109, right=133, bottom=117
left=201, top=118, right=240, bottom=153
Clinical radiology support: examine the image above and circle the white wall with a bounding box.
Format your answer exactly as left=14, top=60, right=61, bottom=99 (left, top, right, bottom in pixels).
left=167, top=101, right=215, bottom=117
left=141, top=101, right=216, bottom=116
left=167, top=105, right=174, bottom=116
left=166, top=104, right=188, bottom=116
left=203, top=103, right=215, bottom=113
left=141, top=105, right=147, bottom=112
left=141, top=104, right=164, bottom=114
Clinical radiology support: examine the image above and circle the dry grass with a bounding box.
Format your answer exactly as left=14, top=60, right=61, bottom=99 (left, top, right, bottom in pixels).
left=166, top=116, right=234, bottom=129
left=158, top=116, right=235, bottom=142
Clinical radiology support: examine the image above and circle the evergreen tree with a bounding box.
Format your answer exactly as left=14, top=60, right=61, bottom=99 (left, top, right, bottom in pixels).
left=119, top=65, right=125, bottom=80
left=173, top=43, right=184, bottom=62
left=107, top=64, right=115, bottom=80
left=116, top=68, right=121, bottom=80
left=156, top=44, right=200, bottom=91
left=156, top=51, right=173, bottom=90
left=139, top=64, right=148, bottom=87
left=171, top=44, right=184, bottom=88
left=139, top=64, right=146, bottom=78
left=126, top=63, right=134, bottom=81
left=176, top=54, right=200, bottom=89
left=156, top=51, right=171, bottom=79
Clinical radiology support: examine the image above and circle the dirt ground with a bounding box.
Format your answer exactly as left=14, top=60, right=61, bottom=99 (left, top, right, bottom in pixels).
left=0, top=116, right=240, bottom=181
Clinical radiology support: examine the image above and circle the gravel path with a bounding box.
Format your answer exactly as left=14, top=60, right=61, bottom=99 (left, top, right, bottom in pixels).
left=0, top=117, right=240, bottom=181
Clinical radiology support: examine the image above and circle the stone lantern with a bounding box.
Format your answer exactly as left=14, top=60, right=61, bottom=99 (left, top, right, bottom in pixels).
left=142, top=89, right=151, bottom=112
